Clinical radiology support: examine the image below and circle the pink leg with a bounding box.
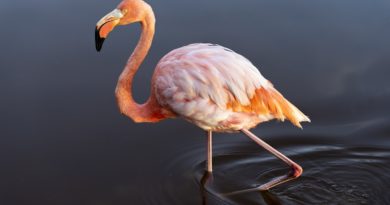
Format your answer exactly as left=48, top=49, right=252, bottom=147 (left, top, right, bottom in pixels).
left=206, top=130, right=213, bottom=172
left=226, top=129, right=302, bottom=195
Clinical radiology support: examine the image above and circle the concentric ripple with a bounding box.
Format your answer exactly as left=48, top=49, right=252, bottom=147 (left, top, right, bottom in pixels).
left=156, top=142, right=390, bottom=205
left=199, top=145, right=390, bottom=205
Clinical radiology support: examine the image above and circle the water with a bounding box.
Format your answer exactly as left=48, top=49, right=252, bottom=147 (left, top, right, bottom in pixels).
left=201, top=146, right=390, bottom=205
left=139, top=119, right=390, bottom=204
left=1, top=0, right=390, bottom=204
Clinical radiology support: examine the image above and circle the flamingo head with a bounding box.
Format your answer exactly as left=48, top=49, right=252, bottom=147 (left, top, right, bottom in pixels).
left=95, top=0, right=149, bottom=51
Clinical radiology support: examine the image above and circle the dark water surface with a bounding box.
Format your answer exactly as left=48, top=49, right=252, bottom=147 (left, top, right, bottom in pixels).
left=1, top=0, right=390, bottom=204
left=151, top=118, right=390, bottom=205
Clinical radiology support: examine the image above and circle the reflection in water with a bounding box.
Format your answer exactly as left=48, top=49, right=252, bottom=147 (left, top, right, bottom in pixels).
left=2, top=0, right=390, bottom=204
left=159, top=139, right=390, bottom=205
left=200, top=171, right=211, bottom=205
left=227, top=146, right=389, bottom=204
left=145, top=119, right=390, bottom=205
left=260, top=191, right=282, bottom=205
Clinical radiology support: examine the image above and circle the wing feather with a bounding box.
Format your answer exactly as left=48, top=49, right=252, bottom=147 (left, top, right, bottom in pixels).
left=154, top=43, right=310, bottom=128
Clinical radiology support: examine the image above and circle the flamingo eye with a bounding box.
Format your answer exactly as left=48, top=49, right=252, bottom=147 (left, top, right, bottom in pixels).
left=121, top=9, right=128, bottom=15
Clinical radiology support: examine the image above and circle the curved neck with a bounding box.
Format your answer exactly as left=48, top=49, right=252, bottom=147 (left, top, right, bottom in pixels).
left=115, top=8, right=164, bottom=122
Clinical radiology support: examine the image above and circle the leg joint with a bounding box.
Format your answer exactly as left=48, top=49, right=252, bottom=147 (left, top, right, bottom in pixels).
left=290, top=164, right=303, bottom=178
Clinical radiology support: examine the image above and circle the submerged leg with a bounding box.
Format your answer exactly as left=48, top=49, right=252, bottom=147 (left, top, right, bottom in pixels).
left=227, top=129, right=302, bottom=195
left=206, top=130, right=213, bottom=172
left=200, top=171, right=212, bottom=205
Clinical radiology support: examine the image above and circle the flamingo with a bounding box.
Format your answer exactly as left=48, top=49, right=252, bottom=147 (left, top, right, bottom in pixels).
left=95, top=0, right=310, bottom=192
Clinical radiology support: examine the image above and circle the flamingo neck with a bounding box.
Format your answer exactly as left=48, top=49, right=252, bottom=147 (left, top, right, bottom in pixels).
left=115, top=8, right=164, bottom=122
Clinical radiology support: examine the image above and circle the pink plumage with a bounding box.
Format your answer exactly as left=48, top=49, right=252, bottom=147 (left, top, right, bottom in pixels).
left=153, top=43, right=310, bottom=132
left=96, top=0, right=310, bottom=192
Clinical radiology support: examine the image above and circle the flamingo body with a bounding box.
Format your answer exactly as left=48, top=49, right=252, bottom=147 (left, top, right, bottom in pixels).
left=153, top=43, right=310, bottom=132
left=95, top=0, right=309, bottom=191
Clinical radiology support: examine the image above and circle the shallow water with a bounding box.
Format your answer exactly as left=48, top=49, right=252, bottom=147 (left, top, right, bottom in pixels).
left=199, top=145, right=390, bottom=205
left=1, top=0, right=390, bottom=204
left=130, top=119, right=390, bottom=205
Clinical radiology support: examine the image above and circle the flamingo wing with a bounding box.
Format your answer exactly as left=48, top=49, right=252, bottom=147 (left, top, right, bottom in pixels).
left=153, top=43, right=309, bottom=131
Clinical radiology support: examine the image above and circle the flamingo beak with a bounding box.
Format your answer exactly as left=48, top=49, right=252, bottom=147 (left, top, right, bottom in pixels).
left=95, top=9, right=124, bottom=51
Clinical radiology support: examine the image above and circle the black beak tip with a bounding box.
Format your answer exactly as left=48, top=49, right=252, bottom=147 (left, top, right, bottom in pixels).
left=95, top=27, right=105, bottom=52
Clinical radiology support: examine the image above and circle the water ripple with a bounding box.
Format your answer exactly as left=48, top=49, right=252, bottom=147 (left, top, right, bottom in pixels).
left=158, top=143, right=390, bottom=205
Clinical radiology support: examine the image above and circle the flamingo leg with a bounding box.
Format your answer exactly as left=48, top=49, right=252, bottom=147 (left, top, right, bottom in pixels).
left=227, top=129, right=302, bottom=194
left=206, top=130, right=213, bottom=172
